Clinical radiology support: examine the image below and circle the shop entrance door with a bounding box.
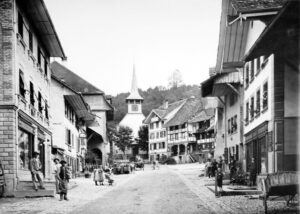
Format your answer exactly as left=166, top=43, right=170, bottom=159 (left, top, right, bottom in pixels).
left=38, top=141, right=45, bottom=176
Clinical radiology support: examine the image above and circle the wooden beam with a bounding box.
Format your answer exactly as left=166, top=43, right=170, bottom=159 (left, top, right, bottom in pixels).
left=217, top=96, right=225, bottom=106
left=226, top=83, right=240, bottom=96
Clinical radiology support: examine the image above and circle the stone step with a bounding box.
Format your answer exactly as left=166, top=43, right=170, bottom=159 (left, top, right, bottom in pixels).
left=14, top=189, right=55, bottom=198
left=17, top=180, right=56, bottom=191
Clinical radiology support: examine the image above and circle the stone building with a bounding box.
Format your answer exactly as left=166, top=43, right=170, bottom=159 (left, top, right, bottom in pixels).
left=0, top=0, right=66, bottom=196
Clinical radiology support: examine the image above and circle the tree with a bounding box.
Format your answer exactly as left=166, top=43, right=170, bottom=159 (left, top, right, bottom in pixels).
left=114, top=126, right=134, bottom=156
left=136, top=126, right=149, bottom=152
left=107, top=124, right=118, bottom=157
left=168, top=69, right=183, bottom=88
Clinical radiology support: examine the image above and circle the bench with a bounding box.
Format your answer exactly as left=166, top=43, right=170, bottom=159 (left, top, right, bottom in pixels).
left=260, top=171, right=299, bottom=213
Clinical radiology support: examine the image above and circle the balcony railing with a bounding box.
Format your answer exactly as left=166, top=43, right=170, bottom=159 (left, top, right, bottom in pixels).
left=197, top=138, right=214, bottom=144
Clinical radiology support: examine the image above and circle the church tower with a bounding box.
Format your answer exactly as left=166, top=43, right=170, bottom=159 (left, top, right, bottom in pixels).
left=126, top=65, right=143, bottom=114
left=119, top=65, right=145, bottom=138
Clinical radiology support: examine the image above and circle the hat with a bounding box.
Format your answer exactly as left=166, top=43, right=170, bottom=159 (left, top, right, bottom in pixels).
left=33, top=151, right=40, bottom=156
left=53, top=158, right=60, bottom=162
left=60, top=159, right=67, bottom=164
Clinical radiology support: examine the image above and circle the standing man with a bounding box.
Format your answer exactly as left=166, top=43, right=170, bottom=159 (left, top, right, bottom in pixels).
left=53, top=158, right=61, bottom=194
left=29, top=151, right=45, bottom=191
left=57, top=159, right=71, bottom=201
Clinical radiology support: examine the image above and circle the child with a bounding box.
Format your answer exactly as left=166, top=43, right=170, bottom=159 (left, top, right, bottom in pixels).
left=216, top=167, right=223, bottom=196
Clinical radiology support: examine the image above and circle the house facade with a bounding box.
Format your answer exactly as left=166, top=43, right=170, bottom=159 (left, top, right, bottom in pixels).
left=201, top=0, right=286, bottom=171
left=189, top=108, right=215, bottom=162
left=0, top=0, right=66, bottom=195
left=51, top=62, right=113, bottom=168
left=50, top=75, right=91, bottom=177
left=243, top=1, right=299, bottom=173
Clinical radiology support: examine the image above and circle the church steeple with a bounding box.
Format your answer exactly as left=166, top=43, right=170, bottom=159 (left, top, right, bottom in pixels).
left=126, top=65, right=143, bottom=114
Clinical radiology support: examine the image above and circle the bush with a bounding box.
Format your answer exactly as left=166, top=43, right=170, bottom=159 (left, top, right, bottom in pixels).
left=159, top=154, right=168, bottom=164
left=164, top=157, right=177, bottom=165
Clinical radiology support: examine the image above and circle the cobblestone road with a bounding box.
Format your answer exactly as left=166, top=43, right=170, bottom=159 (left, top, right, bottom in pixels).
left=0, top=164, right=298, bottom=214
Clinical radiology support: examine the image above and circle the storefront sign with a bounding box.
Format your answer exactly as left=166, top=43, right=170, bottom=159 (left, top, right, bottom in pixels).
left=18, top=120, right=35, bottom=134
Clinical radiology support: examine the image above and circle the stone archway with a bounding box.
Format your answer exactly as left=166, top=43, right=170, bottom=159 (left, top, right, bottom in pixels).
left=171, top=145, right=178, bottom=156
left=85, top=148, right=102, bottom=165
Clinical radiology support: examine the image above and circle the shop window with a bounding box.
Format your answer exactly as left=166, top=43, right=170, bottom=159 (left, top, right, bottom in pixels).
left=29, top=82, right=35, bottom=105
left=256, top=89, right=261, bottom=115
left=18, top=12, right=23, bottom=38
left=19, top=70, right=26, bottom=98
left=29, top=31, right=33, bottom=52
left=18, top=129, right=33, bottom=170
left=263, top=81, right=268, bottom=110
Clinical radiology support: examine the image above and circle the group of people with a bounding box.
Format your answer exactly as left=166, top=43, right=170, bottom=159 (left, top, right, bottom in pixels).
left=93, top=166, right=114, bottom=186
left=29, top=152, right=71, bottom=201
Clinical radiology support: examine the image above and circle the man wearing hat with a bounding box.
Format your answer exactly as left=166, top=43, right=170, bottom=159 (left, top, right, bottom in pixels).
left=29, top=151, right=45, bottom=191
left=53, top=158, right=61, bottom=194
left=57, top=159, right=71, bottom=201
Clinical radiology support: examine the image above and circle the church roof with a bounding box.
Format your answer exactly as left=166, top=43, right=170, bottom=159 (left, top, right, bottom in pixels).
left=126, top=65, right=143, bottom=100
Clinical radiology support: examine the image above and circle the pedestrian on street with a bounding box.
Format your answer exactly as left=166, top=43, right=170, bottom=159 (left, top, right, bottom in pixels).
left=249, top=158, right=257, bottom=186
left=216, top=167, right=223, bottom=197
left=211, top=159, right=217, bottom=177
left=29, top=151, right=45, bottom=191
left=206, top=159, right=212, bottom=178
left=93, top=167, right=104, bottom=186
left=57, top=159, right=71, bottom=201
left=229, top=157, right=237, bottom=183
left=53, top=158, right=61, bottom=194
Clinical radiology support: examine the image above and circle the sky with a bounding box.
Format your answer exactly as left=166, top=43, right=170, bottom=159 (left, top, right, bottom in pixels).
left=45, top=0, right=221, bottom=96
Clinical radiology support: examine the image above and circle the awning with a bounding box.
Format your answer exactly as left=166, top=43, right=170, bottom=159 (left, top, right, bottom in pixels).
left=215, top=0, right=249, bottom=73
left=16, top=0, right=66, bottom=59
left=64, top=95, right=94, bottom=121
left=87, top=120, right=104, bottom=137
left=201, top=72, right=241, bottom=97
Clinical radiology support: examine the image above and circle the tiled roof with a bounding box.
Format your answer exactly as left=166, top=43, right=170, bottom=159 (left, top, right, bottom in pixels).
left=51, top=62, right=103, bottom=94
left=153, top=109, right=166, bottom=118
left=232, top=0, right=286, bottom=13
left=189, top=108, right=215, bottom=123
left=164, top=98, right=204, bottom=127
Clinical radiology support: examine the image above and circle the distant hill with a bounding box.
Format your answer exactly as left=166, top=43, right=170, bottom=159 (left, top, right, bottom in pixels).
left=111, top=84, right=201, bottom=123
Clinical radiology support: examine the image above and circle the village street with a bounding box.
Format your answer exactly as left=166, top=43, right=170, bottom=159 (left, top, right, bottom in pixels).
left=0, top=164, right=296, bottom=214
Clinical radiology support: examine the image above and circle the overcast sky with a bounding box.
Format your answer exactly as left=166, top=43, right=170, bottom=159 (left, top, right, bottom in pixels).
left=45, top=0, right=221, bottom=96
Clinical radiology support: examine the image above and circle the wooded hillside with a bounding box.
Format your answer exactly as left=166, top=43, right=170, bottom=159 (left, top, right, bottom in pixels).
left=111, top=85, right=201, bottom=123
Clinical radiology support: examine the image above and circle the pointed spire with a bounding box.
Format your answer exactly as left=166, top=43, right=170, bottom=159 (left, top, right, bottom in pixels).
left=126, top=64, right=143, bottom=101
left=131, top=64, right=138, bottom=93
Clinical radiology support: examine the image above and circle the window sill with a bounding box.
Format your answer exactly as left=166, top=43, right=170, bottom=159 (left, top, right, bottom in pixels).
left=255, top=112, right=260, bottom=118
left=17, top=33, right=27, bottom=50
left=261, top=107, right=268, bottom=114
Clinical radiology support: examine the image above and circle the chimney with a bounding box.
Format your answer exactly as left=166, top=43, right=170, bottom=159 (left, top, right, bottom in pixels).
left=163, top=100, right=169, bottom=109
